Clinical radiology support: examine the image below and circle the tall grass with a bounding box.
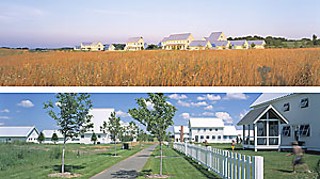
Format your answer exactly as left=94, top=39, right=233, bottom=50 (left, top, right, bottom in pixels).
left=1, top=48, right=320, bottom=86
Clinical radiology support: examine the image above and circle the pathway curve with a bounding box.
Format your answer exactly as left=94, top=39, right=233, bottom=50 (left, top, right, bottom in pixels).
left=91, top=144, right=157, bottom=179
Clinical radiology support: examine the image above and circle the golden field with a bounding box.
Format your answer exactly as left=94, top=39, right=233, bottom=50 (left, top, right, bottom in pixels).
left=0, top=48, right=320, bottom=86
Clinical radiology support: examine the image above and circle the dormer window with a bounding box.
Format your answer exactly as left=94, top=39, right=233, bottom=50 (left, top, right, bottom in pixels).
left=300, top=98, right=309, bottom=108
left=283, top=103, right=290, bottom=112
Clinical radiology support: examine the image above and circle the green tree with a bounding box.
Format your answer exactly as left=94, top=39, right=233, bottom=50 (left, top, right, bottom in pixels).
left=129, top=93, right=177, bottom=176
left=312, top=34, right=318, bottom=45
left=44, top=93, right=93, bottom=173
left=51, top=132, right=59, bottom=144
left=91, top=132, right=97, bottom=145
left=128, top=121, right=138, bottom=143
left=37, top=132, right=45, bottom=144
left=251, top=43, right=256, bottom=49
left=101, top=111, right=122, bottom=156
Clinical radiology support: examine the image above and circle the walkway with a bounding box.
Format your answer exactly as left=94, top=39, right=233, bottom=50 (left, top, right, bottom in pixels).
left=91, top=144, right=157, bottom=179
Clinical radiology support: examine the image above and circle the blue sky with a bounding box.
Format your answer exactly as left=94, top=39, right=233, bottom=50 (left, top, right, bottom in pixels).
left=0, top=93, right=261, bottom=131
left=1, top=0, right=319, bottom=48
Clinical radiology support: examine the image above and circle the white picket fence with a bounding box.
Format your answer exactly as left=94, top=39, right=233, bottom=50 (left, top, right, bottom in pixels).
left=173, top=142, right=264, bottom=179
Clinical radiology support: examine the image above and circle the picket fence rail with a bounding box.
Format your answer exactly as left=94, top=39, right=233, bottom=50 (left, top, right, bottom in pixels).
left=173, top=142, right=263, bottom=179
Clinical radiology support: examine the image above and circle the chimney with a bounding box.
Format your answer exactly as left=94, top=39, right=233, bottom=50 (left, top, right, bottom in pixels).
left=180, top=126, right=184, bottom=142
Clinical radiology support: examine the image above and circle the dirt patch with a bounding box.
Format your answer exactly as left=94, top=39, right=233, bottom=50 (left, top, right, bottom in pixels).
left=145, top=174, right=170, bottom=178
left=48, top=172, right=82, bottom=178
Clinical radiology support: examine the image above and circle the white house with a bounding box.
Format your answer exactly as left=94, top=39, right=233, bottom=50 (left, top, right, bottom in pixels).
left=238, top=93, right=320, bottom=152
left=0, top=126, right=39, bottom=143
left=205, top=32, right=229, bottom=49
left=124, top=37, right=145, bottom=51
left=188, top=118, right=239, bottom=143
left=78, top=42, right=105, bottom=51
left=161, top=33, right=194, bottom=50
left=247, top=40, right=266, bottom=49
left=189, top=40, right=212, bottom=50
left=79, top=108, right=114, bottom=144
left=229, top=40, right=249, bottom=49
left=173, top=126, right=190, bottom=142
left=104, top=44, right=116, bottom=51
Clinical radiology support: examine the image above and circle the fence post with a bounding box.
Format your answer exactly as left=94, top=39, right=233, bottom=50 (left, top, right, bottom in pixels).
left=255, top=156, right=264, bottom=179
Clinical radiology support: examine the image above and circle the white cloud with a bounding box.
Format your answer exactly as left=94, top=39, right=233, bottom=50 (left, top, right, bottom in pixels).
left=145, top=100, right=154, bottom=110
left=215, top=112, right=233, bottom=124
left=168, top=94, right=188, bottom=100
left=180, top=113, right=190, bottom=120
left=197, top=96, right=206, bottom=101
left=197, top=94, right=221, bottom=101
left=0, top=109, right=10, bottom=113
left=0, top=123, right=4, bottom=126
left=224, top=93, right=249, bottom=100
left=17, top=100, right=34, bottom=108
left=0, top=116, right=10, bottom=119
left=177, top=100, right=191, bottom=107
left=204, top=105, right=213, bottom=110
left=202, top=112, right=215, bottom=116
left=191, top=101, right=208, bottom=107
left=116, top=110, right=131, bottom=118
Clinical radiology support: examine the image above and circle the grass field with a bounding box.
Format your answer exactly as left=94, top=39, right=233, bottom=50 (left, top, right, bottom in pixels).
left=0, top=142, right=150, bottom=179
left=201, top=143, right=320, bottom=179
left=1, top=48, right=320, bottom=86
left=138, top=145, right=219, bottom=178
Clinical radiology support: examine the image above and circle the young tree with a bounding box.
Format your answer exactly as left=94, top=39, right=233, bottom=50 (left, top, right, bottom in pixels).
left=51, top=132, right=59, bottom=144
left=91, top=132, right=97, bottom=145
left=44, top=93, right=93, bottom=173
left=128, top=121, right=138, bottom=143
left=37, top=132, right=45, bottom=144
left=128, top=93, right=177, bottom=176
left=101, top=111, right=122, bottom=156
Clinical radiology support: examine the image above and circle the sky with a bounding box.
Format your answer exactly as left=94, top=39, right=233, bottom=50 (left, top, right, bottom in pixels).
left=1, top=0, right=319, bottom=48
left=0, top=93, right=262, bottom=132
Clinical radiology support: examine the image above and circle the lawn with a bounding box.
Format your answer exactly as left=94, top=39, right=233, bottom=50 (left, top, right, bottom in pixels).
left=202, top=143, right=320, bottom=179
left=138, top=145, right=220, bottom=179
left=0, top=142, right=150, bottom=178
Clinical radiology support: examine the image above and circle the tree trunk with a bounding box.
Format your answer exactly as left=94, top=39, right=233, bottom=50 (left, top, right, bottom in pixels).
left=160, top=142, right=163, bottom=176
left=61, top=140, right=66, bottom=173
left=114, top=140, right=117, bottom=156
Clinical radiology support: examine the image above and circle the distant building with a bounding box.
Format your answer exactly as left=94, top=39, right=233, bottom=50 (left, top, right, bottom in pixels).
left=247, top=40, right=266, bottom=49
left=229, top=40, right=249, bottom=49
left=104, top=44, right=116, bottom=51
left=78, top=42, right=105, bottom=51
left=205, top=32, right=229, bottom=49
left=211, top=41, right=230, bottom=50
left=42, top=130, right=65, bottom=144
left=189, top=40, right=212, bottom=50
left=173, top=126, right=190, bottom=142
left=124, top=37, right=145, bottom=51
left=188, top=118, right=240, bottom=143
left=0, top=126, right=39, bottom=143
left=161, top=33, right=194, bottom=50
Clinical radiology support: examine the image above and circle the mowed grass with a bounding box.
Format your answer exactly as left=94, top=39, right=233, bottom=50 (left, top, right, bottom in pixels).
left=138, top=145, right=219, bottom=179
left=203, top=143, right=320, bottom=179
left=1, top=48, right=320, bottom=86
left=0, top=142, right=150, bottom=179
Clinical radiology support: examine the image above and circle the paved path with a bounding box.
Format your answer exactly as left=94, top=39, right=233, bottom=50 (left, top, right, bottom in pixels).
left=91, top=144, right=157, bottom=179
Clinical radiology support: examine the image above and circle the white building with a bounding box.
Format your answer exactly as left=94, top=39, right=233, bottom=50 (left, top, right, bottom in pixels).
left=238, top=93, right=320, bottom=152
left=161, top=33, right=194, bottom=50
left=79, top=108, right=114, bottom=144
left=188, top=118, right=239, bottom=143
left=0, top=126, right=39, bottom=143
left=173, top=126, right=190, bottom=142
left=124, top=37, right=145, bottom=51
left=77, top=42, right=105, bottom=51
left=42, top=130, right=80, bottom=144
left=205, top=32, right=229, bottom=49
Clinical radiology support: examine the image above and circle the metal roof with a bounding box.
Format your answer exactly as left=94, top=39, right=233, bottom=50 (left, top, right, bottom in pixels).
left=230, top=40, right=247, bottom=46
left=166, top=33, right=192, bottom=41
left=212, top=41, right=229, bottom=47
left=250, top=93, right=292, bottom=108
left=189, top=40, right=209, bottom=47
left=0, top=126, right=38, bottom=137
left=42, top=130, right=64, bottom=138
left=189, top=118, right=224, bottom=128
left=207, top=32, right=223, bottom=43
left=237, top=106, right=269, bottom=125
left=127, top=37, right=143, bottom=43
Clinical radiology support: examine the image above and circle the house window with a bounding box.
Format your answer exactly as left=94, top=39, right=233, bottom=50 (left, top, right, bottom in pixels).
left=282, top=126, right=291, bottom=137
left=223, top=136, right=228, bottom=139
left=300, top=98, right=309, bottom=108
left=198, top=129, right=200, bottom=132
left=98, top=135, right=101, bottom=138
left=212, top=136, right=215, bottom=139
left=206, top=136, right=210, bottom=139
left=209, top=129, right=212, bottom=131
left=218, top=136, right=221, bottom=140
left=81, top=135, right=84, bottom=138
left=283, top=103, right=290, bottom=112
left=215, top=129, right=218, bottom=131
left=299, top=125, right=310, bottom=137
left=200, top=135, right=204, bottom=139
left=204, top=128, right=206, bottom=132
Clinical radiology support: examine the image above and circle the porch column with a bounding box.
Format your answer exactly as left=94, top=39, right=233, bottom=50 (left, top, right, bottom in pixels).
left=247, top=125, right=250, bottom=145
left=242, top=125, right=245, bottom=144
left=254, top=124, right=257, bottom=152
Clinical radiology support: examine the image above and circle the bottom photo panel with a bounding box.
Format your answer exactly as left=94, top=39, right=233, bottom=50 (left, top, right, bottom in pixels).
left=0, top=92, right=319, bottom=179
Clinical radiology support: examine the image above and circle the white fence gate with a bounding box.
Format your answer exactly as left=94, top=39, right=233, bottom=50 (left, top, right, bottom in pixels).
left=173, top=143, right=264, bottom=179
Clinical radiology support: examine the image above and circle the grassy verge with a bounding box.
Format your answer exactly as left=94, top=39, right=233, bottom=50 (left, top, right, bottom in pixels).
left=0, top=142, right=150, bottom=178
left=138, top=145, right=219, bottom=179
left=203, top=143, right=320, bottom=179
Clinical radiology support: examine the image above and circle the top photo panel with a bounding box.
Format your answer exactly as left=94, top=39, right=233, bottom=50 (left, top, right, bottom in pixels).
left=1, top=0, right=320, bottom=86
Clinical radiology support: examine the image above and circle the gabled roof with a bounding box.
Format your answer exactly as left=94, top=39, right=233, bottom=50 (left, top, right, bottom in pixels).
left=247, top=40, right=266, bottom=46
left=0, top=126, right=38, bottom=137
left=161, top=37, right=169, bottom=42
left=127, top=37, right=143, bottom=43
left=250, top=93, right=292, bottom=108
left=212, top=41, right=229, bottom=47
left=42, top=130, right=64, bottom=138
left=166, top=33, right=192, bottom=41
left=189, top=118, right=224, bottom=128
left=173, top=126, right=189, bottom=133
left=207, top=32, right=223, bottom=43
left=189, top=40, right=209, bottom=47
left=237, top=105, right=289, bottom=125
left=230, top=40, right=247, bottom=46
